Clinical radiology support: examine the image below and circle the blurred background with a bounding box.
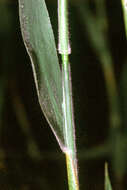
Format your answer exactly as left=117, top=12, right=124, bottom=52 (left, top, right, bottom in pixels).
left=0, top=0, right=127, bottom=189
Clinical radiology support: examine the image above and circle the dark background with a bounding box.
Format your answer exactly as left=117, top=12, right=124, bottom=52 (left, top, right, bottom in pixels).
left=0, top=0, right=127, bottom=189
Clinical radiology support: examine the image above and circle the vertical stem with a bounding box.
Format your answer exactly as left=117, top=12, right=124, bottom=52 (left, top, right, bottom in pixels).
left=62, top=55, right=74, bottom=154
left=58, top=0, right=79, bottom=190
left=58, top=0, right=71, bottom=55
left=66, top=151, right=79, bottom=190
left=62, top=53, right=79, bottom=190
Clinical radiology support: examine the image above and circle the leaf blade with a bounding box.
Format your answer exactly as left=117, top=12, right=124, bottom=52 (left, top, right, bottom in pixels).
left=18, top=0, right=64, bottom=149
left=105, top=163, right=113, bottom=190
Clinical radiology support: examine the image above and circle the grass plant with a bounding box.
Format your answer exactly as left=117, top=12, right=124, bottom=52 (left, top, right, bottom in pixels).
left=0, top=0, right=125, bottom=189
left=19, top=0, right=79, bottom=189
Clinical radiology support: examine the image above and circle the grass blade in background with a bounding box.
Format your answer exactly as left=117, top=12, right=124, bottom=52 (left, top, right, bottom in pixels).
left=105, top=163, right=113, bottom=190
left=77, top=1, right=126, bottom=184
left=77, top=2, right=121, bottom=131
left=18, top=0, right=64, bottom=150
left=121, top=0, right=127, bottom=37
left=10, top=86, right=41, bottom=160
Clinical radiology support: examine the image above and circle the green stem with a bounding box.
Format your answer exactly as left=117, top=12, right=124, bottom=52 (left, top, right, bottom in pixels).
left=62, top=55, right=79, bottom=190
left=58, top=0, right=79, bottom=189
left=58, top=0, right=71, bottom=54
left=66, top=151, right=79, bottom=190
left=62, top=55, right=74, bottom=153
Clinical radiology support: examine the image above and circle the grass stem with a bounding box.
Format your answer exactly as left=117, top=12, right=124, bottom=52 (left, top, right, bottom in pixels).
left=62, top=54, right=79, bottom=190
left=65, top=152, right=79, bottom=190
left=58, top=0, right=79, bottom=189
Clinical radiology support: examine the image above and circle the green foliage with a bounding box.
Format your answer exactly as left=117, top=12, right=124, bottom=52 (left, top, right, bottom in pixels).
left=1, top=0, right=127, bottom=189
left=19, top=1, right=79, bottom=189
left=19, top=0, right=64, bottom=149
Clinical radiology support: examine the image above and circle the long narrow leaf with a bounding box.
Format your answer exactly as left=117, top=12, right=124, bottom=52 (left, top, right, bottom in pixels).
left=121, top=0, right=127, bottom=37
left=105, top=163, right=113, bottom=190
left=18, top=0, right=64, bottom=150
